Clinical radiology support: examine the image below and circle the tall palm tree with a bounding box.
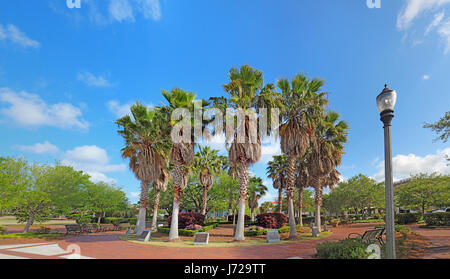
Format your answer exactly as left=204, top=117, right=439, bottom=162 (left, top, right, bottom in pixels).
left=295, top=157, right=310, bottom=226
left=266, top=155, right=288, bottom=213
left=193, top=145, right=222, bottom=216
left=150, top=167, right=170, bottom=231
left=308, top=111, right=348, bottom=232
left=161, top=88, right=210, bottom=241
left=277, top=74, right=328, bottom=239
left=116, top=103, right=171, bottom=234
left=213, top=65, right=281, bottom=241
left=248, top=177, right=268, bottom=221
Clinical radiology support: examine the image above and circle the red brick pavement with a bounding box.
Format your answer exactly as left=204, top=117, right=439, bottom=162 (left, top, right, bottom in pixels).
left=408, top=224, right=450, bottom=259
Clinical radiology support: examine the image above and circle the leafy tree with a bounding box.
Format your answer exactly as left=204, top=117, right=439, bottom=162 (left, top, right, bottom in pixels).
left=424, top=111, right=450, bottom=143
left=267, top=155, right=288, bottom=213
left=395, top=173, right=450, bottom=215
left=259, top=201, right=274, bottom=214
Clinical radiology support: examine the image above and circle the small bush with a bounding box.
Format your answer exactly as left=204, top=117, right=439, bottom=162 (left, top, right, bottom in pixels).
left=0, top=226, right=6, bottom=235
left=35, top=227, right=51, bottom=234
left=227, top=214, right=250, bottom=222
left=256, top=213, right=288, bottom=229
left=185, top=224, right=202, bottom=230
left=424, top=212, right=450, bottom=226
left=157, top=223, right=218, bottom=236
left=315, top=238, right=370, bottom=259
left=395, top=213, right=420, bottom=224
left=168, top=212, right=205, bottom=229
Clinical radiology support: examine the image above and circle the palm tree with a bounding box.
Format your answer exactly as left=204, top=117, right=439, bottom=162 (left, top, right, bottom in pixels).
left=295, top=157, right=310, bottom=226
left=161, top=88, right=210, bottom=241
left=308, top=111, right=348, bottom=232
left=193, top=145, right=222, bottom=216
left=266, top=155, right=288, bottom=213
left=116, top=103, right=171, bottom=235
left=248, top=177, right=268, bottom=221
left=150, top=167, right=170, bottom=231
left=213, top=65, right=281, bottom=241
left=277, top=74, right=328, bottom=239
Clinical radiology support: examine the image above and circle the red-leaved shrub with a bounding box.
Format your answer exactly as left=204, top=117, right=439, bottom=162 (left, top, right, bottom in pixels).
left=168, top=212, right=205, bottom=229
left=255, top=213, right=288, bottom=229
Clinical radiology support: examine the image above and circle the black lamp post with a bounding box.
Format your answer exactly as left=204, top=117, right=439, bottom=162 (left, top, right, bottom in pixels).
left=376, top=84, right=397, bottom=259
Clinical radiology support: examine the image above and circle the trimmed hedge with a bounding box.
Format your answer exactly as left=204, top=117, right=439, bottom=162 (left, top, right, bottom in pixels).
left=395, top=213, right=421, bottom=224
left=227, top=214, right=250, bottom=222
left=101, top=217, right=137, bottom=225
left=167, top=212, right=205, bottom=229
left=255, top=213, right=288, bottom=229
left=244, top=224, right=302, bottom=236
left=157, top=222, right=219, bottom=236
left=424, top=212, right=450, bottom=226
left=315, top=238, right=370, bottom=259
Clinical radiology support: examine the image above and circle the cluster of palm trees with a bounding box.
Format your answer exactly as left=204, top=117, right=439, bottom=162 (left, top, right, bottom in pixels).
left=115, top=64, right=347, bottom=242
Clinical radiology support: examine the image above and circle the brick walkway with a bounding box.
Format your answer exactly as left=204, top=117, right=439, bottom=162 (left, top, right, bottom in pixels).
left=1, top=223, right=447, bottom=259
left=408, top=224, right=450, bottom=259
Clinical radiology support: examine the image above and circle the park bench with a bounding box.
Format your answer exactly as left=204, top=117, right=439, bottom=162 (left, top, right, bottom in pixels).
left=348, top=228, right=385, bottom=245
left=115, top=223, right=131, bottom=231
left=81, top=223, right=98, bottom=233
left=99, top=223, right=115, bottom=232
left=65, top=224, right=82, bottom=235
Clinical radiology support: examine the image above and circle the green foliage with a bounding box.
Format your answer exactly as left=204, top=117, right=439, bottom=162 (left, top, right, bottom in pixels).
left=395, top=173, right=450, bottom=214
left=395, top=213, right=421, bottom=224
left=423, top=111, right=450, bottom=143
left=157, top=223, right=219, bottom=236
left=424, top=212, right=450, bottom=226
left=0, top=226, right=6, bottom=234
left=315, top=238, right=370, bottom=259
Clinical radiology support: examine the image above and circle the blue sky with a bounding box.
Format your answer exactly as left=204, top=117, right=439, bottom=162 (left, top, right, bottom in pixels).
left=0, top=0, right=449, bottom=204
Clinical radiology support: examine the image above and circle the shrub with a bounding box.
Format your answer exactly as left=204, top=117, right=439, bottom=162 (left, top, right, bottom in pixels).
left=424, top=212, right=450, bottom=226
left=395, top=213, right=420, bottom=224
left=315, top=238, right=370, bottom=259
left=185, top=224, right=202, bottom=230
left=168, top=212, right=205, bottom=229
left=256, top=213, right=288, bottom=229
left=35, top=227, right=51, bottom=234
left=157, top=223, right=218, bottom=236
left=0, top=226, right=6, bottom=235
left=374, top=224, right=410, bottom=234
left=227, top=214, right=250, bottom=222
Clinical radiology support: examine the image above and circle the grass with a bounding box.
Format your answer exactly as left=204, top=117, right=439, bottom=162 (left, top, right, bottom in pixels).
left=119, top=231, right=333, bottom=248
left=0, top=232, right=63, bottom=239
left=0, top=216, right=76, bottom=227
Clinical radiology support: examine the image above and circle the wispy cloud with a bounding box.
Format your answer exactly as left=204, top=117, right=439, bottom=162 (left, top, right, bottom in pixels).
left=0, top=24, right=40, bottom=48
left=109, top=0, right=135, bottom=23
left=13, top=141, right=60, bottom=155
left=77, top=71, right=112, bottom=87
left=397, top=0, right=450, bottom=30
left=437, top=18, right=450, bottom=53
left=426, top=11, right=445, bottom=34
left=0, top=88, right=89, bottom=130
left=422, top=74, right=431, bottom=80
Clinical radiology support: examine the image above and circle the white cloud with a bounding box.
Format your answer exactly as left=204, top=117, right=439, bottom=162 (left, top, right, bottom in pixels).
left=107, top=100, right=132, bottom=118
left=422, top=74, right=431, bottom=80
left=426, top=11, right=445, bottom=34
left=374, top=148, right=450, bottom=181
left=259, top=191, right=277, bottom=205
left=77, top=72, right=112, bottom=87
left=0, top=24, right=40, bottom=48
left=14, top=141, right=60, bottom=155
left=260, top=139, right=282, bottom=163
left=437, top=18, right=450, bottom=53
left=129, top=192, right=140, bottom=199
left=135, top=0, right=162, bottom=21
left=109, top=0, right=135, bottom=22
left=397, top=0, right=450, bottom=30
left=0, top=88, right=89, bottom=130
left=62, top=145, right=126, bottom=184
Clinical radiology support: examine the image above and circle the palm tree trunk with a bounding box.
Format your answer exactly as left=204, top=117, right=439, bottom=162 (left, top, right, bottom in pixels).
left=169, top=163, right=185, bottom=241
left=201, top=186, right=208, bottom=216
left=23, top=212, right=35, bottom=233
left=151, top=190, right=161, bottom=231
left=286, top=156, right=297, bottom=239
left=314, top=185, right=322, bottom=233
left=278, top=187, right=283, bottom=213
left=235, top=160, right=249, bottom=241
left=136, top=180, right=150, bottom=235
left=298, top=187, right=303, bottom=226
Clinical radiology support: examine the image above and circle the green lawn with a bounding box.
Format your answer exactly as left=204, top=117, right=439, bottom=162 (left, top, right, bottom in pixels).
left=0, top=216, right=76, bottom=227
left=0, top=232, right=63, bottom=239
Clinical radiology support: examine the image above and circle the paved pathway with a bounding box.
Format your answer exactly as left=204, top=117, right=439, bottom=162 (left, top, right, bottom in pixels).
left=1, top=223, right=447, bottom=259
left=408, top=225, right=450, bottom=259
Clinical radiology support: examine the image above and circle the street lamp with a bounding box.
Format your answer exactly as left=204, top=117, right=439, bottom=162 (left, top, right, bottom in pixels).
left=376, top=84, right=397, bottom=259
